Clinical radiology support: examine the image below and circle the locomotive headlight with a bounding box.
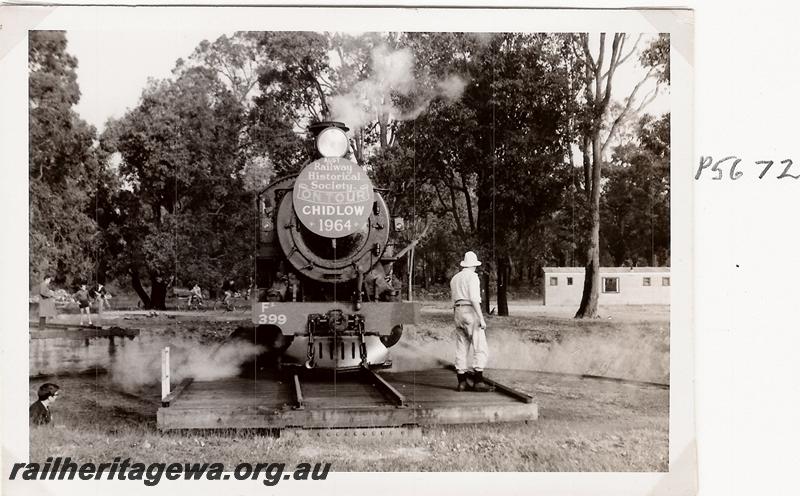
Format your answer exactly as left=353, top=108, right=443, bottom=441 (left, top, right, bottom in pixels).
left=316, top=127, right=349, bottom=158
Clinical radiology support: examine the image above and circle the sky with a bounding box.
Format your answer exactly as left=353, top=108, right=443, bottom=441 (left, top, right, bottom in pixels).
left=66, top=30, right=668, bottom=134
left=68, top=30, right=226, bottom=132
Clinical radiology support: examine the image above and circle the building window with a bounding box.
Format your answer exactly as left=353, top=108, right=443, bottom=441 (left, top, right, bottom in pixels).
left=567, top=277, right=573, bottom=286
left=643, top=277, right=651, bottom=286
left=662, top=276, right=671, bottom=286
left=602, top=277, right=619, bottom=293
left=549, top=277, right=558, bottom=286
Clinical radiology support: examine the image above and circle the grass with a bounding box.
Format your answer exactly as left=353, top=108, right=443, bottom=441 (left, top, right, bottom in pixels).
left=30, top=302, right=669, bottom=472
left=30, top=372, right=667, bottom=472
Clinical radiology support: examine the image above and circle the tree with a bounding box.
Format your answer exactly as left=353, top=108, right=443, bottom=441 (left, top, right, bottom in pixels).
left=29, top=31, right=100, bottom=286
left=328, top=32, right=393, bottom=163
left=572, top=33, right=669, bottom=318
left=245, top=31, right=333, bottom=176
left=602, top=114, right=670, bottom=266
left=184, top=32, right=264, bottom=106
left=254, top=32, right=334, bottom=124
left=102, top=66, right=252, bottom=309
left=183, top=33, right=283, bottom=193
left=376, top=33, right=577, bottom=315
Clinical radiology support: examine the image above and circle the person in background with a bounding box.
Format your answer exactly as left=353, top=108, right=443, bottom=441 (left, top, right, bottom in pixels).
left=72, top=284, right=92, bottom=326
left=95, top=284, right=111, bottom=311
left=38, top=275, right=56, bottom=330
left=30, top=383, right=60, bottom=426
left=221, top=279, right=236, bottom=310
left=190, top=283, right=203, bottom=308
left=449, top=251, right=493, bottom=392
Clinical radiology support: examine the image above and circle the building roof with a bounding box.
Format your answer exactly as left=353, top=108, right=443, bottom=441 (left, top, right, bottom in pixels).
left=542, top=267, right=670, bottom=274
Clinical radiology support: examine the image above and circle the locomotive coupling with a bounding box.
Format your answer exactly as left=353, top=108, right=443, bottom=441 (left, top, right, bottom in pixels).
left=307, top=310, right=365, bottom=335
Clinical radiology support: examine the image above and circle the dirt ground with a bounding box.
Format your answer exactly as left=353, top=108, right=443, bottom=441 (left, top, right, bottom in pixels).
left=29, top=302, right=669, bottom=471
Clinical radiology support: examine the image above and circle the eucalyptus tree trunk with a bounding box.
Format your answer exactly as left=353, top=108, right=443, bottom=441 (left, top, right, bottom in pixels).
left=575, top=135, right=603, bottom=318
left=497, top=255, right=510, bottom=316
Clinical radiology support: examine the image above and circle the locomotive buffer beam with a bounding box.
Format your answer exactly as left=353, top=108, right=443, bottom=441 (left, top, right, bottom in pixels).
left=361, top=366, right=407, bottom=407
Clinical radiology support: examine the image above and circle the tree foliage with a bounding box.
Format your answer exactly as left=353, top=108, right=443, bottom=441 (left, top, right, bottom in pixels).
left=29, top=31, right=100, bottom=286
left=101, top=65, right=254, bottom=308
left=380, top=33, right=579, bottom=314
left=33, top=31, right=671, bottom=315
left=602, top=114, right=670, bottom=266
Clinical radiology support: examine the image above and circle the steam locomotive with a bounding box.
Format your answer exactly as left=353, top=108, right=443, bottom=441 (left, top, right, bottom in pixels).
left=237, top=121, right=419, bottom=372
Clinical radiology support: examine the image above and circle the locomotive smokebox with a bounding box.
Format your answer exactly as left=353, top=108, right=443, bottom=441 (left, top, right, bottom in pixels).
left=273, top=122, right=390, bottom=284
left=276, top=175, right=390, bottom=283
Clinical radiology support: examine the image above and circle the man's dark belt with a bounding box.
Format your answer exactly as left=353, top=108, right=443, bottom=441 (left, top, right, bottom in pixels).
left=453, top=300, right=472, bottom=308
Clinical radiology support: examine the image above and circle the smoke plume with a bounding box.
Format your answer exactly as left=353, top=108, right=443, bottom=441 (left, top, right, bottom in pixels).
left=329, top=44, right=468, bottom=131
left=109, top=336, right=265, bottom=392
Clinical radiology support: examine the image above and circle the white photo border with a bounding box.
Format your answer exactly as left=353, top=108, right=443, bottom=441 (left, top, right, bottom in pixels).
left=0, top=5, right=694, bottom=495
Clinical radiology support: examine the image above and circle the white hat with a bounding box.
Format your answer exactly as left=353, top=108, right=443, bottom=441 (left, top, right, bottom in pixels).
left=460, top=251, right=482, bottom=267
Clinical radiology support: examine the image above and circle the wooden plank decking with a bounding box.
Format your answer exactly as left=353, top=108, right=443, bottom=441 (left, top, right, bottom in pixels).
left=157, top=368, right=538, bottom=430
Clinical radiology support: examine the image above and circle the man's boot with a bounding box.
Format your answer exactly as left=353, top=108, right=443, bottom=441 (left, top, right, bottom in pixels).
left=470, top=371, right=495, bottom=392
left=456, top=373, right=468, bottom=392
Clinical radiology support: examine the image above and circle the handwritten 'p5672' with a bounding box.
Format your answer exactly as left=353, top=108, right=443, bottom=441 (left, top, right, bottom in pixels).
left=696, top=156, right=800, bottom=181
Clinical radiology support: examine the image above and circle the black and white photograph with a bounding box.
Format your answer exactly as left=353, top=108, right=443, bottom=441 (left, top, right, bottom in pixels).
left=2, top=4, right=696, bottom=495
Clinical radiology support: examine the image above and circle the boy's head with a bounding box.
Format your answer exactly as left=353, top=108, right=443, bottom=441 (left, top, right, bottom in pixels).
left=37, top=383, right=60, bottom=402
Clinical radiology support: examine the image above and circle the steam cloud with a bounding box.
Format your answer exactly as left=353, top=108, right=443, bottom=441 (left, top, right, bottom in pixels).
left=391, top=323, right=669, bottom=385
left=109, top=337, right=265, bottom=392
left=329, top=44, right=468, bottom=131
left=437, top=74, right=469, bottom=101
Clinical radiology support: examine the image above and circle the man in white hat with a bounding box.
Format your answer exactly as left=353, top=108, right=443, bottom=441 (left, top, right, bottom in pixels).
left=449, top=251, right=493, bottom=392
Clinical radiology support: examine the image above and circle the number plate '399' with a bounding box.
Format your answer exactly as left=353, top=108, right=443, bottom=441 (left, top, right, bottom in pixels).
left=258, top=313, right=287, bottom=325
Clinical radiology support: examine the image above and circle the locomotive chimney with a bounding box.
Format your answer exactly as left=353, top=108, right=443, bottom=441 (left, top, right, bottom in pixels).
left=308, top=121, right=349, bottom=137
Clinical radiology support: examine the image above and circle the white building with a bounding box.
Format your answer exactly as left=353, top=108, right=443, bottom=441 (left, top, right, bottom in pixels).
left=542, top=267, right=670, bottom=306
